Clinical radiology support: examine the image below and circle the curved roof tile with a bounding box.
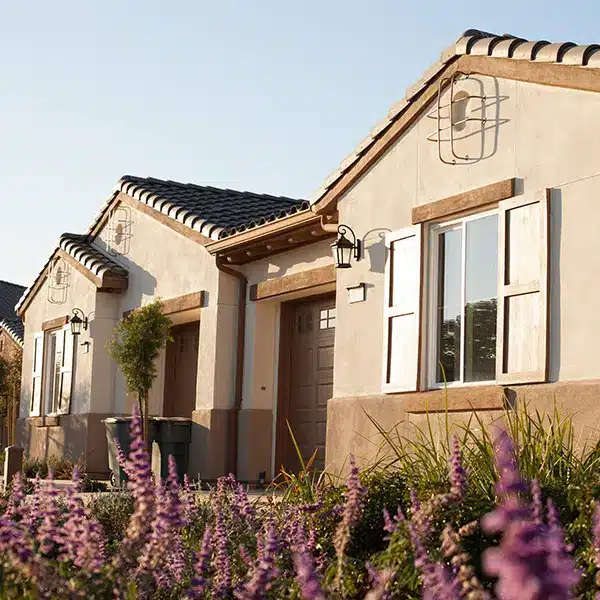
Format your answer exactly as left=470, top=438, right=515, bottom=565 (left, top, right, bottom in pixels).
left=110, top=175, right=309, bottom=241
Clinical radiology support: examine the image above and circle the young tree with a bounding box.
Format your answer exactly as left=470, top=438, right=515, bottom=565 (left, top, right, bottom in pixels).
left=107, top=300, right=172, bottom=451
left=0, top=349, right=22, bottom=446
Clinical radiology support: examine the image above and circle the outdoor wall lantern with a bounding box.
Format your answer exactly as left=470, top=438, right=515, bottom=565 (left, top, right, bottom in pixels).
left=331, top=225, right=361, bottom=269
left=69, top=308, right=89, bottom=336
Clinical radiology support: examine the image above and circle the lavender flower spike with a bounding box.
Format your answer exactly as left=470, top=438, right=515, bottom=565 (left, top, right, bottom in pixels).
left=593, top=501, right=600, bottom=569
left=293, top=549, right=327, bottom=600
left=531, top=479, right=543, bottom=525
left=449, top=435, right=466, bottom=501
left=187, top=525, right=213, bottom=598
left=333, top=454, right=367, bottom=590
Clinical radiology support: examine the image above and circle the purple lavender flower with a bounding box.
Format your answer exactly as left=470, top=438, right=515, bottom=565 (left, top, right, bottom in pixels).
left=137, top=456, right=185, bottom=589
left=4, top=472, right=29, bottom=525
left=531, top=480, right=543, bottom=525
left=333, top=455, right=367, bottom=589
left=592, top=501, right=600, bottom=570
left=293, top=548, right=327, bottom=600
left=235, top=523, right=280, bottom=599
left=383, top=506, right=405, bottom=536
left=60, top=467, right=106, bottom=573
left=482, top=429, right=529, bottom=534
left=482, top=429, right=581, bottom=600
left=364, top=568, right=394, bottom=600
left=483, top=518, right=580, bottom=600
left=114, top=437, right=134, bottom=479
left=114, top=407, right=155, bottom=570
left=493, top=428, right=528, bottom=497
left=35, top=471, right=61, bottom=557
left=212, top=483, right=232, bottom=598
left=187, top=525, right=213, bottom=598
left=449, top=435, right=466, bottom=501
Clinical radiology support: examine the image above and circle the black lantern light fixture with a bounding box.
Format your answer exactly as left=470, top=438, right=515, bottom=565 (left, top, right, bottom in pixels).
left=331, top=225, right=361, bottom=269
left=69, top=308, right=89, bottom=336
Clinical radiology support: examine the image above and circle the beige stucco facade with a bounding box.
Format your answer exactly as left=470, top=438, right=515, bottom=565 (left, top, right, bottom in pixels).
left=237, top=239, right=335, bottom=481
left=16, top=60, right=600, bottom=483
left=18, top=202, right=240, bottom=479
left=324, top=74, right=600, bottom=471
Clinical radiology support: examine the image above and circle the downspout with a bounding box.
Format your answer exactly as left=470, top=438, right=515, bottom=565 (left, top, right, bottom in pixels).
left=215, top=257, right=247, bottom=479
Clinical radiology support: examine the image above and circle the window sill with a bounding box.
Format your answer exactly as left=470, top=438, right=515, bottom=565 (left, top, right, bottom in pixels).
left=29, top=415, right=61, bottom=428
left=401, top=384, right=507, bottom=414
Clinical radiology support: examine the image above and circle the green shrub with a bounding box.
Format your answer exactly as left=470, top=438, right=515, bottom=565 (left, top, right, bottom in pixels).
left=22, top=454, right=82, bottom=480
left=89, top=491, right=135, bottom=548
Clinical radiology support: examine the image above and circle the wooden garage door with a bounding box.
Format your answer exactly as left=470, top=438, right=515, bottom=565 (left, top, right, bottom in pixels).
left=163, top=321, right=200, bottom=418
left=284, top=297, right=335, bottom=473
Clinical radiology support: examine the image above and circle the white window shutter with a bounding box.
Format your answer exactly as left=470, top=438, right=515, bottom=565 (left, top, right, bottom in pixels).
left=496, top=190, right=549, bottom=384
left=382, top=225, right=423, bottom=393
left=30, top=333, right=44, bottom=416
left=58, top=329, right=74, bottom=414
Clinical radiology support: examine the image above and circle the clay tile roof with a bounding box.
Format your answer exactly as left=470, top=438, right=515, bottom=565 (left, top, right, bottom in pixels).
left=59, top=233, right=128, bottom=280
left=15, top=234, right=128, bottom=316
left=311, top=28, right=600, bottom=207
left=112, top=175, right=309, bottom=241
left=0, top=280, right=26, bottom=344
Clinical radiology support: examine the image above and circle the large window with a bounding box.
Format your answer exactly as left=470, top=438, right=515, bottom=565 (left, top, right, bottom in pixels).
left=429, top=211, right=498, bottom=386
left=43, top=328, right=74, bottom=415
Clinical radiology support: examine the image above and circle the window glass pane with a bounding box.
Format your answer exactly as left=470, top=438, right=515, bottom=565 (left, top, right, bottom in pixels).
left=436, top=228, right=462, bottom=383
left=464, top=215, right=498, bottom=382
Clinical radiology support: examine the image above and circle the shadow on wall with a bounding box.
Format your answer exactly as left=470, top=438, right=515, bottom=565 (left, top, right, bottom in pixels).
left=433, top=75, right=510, bottom=165
left=548, top=188, right=562, bottom=383
left=17, top=415, right=88, bottom=468
left=362, top=228, right=392, bottom=274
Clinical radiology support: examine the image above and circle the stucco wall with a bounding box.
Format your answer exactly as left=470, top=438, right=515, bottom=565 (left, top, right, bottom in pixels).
left=238, top=239, right=335, bottom=480
left=19, top=263, right=98, bottom=418
left=94, top=205, right=237, bottom=415
left=333, top=75, right=600, bottom=401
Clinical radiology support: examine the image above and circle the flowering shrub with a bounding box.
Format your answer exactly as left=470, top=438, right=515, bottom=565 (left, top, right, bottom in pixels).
left=1, top=406, right=600, bottom=598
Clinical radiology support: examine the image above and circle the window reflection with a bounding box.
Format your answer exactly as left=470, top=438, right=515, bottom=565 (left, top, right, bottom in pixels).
left=436, top=228, right=462, bottom=382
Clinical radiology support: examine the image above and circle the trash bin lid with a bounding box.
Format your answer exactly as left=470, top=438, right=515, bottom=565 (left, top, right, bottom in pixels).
left=102, top=416, right=133, bottom=424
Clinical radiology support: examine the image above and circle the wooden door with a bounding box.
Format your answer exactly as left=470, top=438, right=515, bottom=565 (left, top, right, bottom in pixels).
left=163, top=321, right=200, bottom=418
left=282, top=296, right=335, bottom=473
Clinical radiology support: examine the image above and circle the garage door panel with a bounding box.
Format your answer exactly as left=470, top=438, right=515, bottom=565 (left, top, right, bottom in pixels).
left=283, top=297, right=335, bottom=472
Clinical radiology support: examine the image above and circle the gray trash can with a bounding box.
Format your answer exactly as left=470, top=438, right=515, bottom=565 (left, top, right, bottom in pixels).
left=103, top=416, right=160, bottom=488
left=152, top=417, right=192, bottom=483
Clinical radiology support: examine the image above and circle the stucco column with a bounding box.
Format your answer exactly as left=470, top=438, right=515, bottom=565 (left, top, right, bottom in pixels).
left=191, top=271, right=238, bottom=480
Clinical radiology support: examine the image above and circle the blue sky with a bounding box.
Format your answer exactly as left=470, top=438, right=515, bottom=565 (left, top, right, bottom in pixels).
left=1, top=1, right=597, bottom=286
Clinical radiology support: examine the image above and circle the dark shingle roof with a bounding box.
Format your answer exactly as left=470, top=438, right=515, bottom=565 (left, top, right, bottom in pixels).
left=113, top=175, right=310, bottom=240
left=0, top=280, right=25, bottom=344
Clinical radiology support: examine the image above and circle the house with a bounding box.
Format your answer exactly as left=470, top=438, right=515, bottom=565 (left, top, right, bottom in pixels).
left=17, top=27, right=600, bottom=480
left=0, top=280, right=25, bottom=362
left=15, top=175, right=332, bottom=479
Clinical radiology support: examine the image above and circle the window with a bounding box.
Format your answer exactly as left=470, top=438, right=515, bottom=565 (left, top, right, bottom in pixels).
left=319, top=308, right=336, bottom=330
left=430, top=211, right=498, bottom=386
left=43, top=328, right=74, bottom=415
left=382, top=191, right=549, bottom=394
left=31, top=334, right=44, bottom=415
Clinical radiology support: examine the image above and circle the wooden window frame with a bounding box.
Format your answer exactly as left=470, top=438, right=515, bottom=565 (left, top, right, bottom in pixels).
left=426, top=208, right=499, bottom=390
left=42, top=325, right=74, bottom=416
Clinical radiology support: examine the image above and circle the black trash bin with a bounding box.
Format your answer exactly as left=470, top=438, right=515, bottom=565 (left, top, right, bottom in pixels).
left=152, top=417, right=192, bottom=483
left=103, top=416, right=159, bottom=488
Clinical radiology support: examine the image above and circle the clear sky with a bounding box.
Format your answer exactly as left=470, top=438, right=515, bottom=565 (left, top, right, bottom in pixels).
left=1, top=1, right=598, bottom=286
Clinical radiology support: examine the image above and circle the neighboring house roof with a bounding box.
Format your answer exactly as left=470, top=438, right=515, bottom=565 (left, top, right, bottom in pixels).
left=15, top=233, right=129, bottom=316
left=88, top=175, right=310, bottom=242
left=311, top=28, right=600, bottom=213
left=0, top=280, right=26, bottom=345
left=18, top=175, right=308, bottom=315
